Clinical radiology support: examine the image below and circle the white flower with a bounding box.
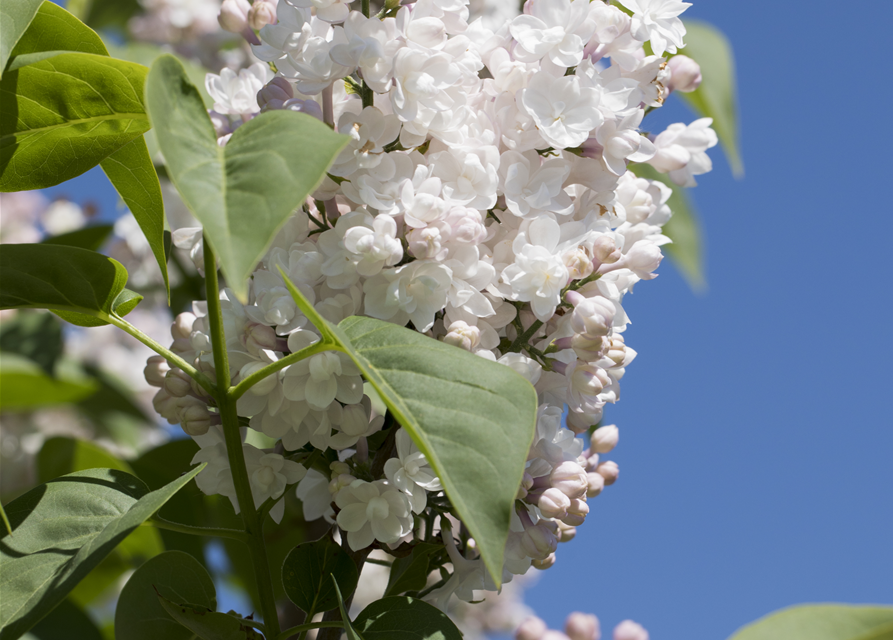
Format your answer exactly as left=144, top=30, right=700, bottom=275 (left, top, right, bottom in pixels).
left=246, top=448, right=307, bottom=522
left=246, top=270, right=314, bottom=335
left=342, top=214, right=403, bottom=277
left=390, top=48, right=461, bottom=123
left=335, top=479, right=413, bottom=550
left=295, top=468, right=335, bottom=521
left=501, top=217, right=569, bottom=321
left=329, top=12, right=401, bottom=92
left=499, top=149, right=573, bottom=218
left=328, top=397, right=385, bottom=450
left=363, top=261, right=453, bottom=332
left=592, top=109, right=656, bottom=175
left=384, top=429, right=442, bottom=513
left=289, top=0, right=356, bottom=23
left=281, top=331, right=364, bottom=411
left=519, top=72, right=603, bottom=149
left=617, top=0, right=690, bottom=56
left=648, top=117, right=718, bottom=186
left=330, top=107, right=402, bottom=178
left=205, top=63, right=271, bottom=115
left=509, top=0, right=596, bottom=69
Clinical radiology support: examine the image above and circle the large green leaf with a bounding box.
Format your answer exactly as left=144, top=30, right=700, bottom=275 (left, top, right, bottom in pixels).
left=0, top=243, right=140, bottom=326
left=106, top=42, right=212, bottom=106
left=630, top=162, right=705, bottom=291
left=385, top=543, right=441, bottom=597
left=116, top=551, right=217, bottom=640
left=35, top=436, right=164, bottom=608
left=0, top=52, right=149, bottom=191
left=0, top=465, right=203, bottom=640
left=353, top=597, right=462, bottom=640
left=0, top=354, right=97, bottom=411
left=282, top=537, right=359, bottom=615
left=0, top=0, right=42, bottom=79
left=22, top=599, right=103, bottom=640
left=145, top=54, right=349, bottom=301
left=8, top=1, right=108, bottom=61
left=156, top=596, right=263, bottom=640
left=41, top=224, right=114, bottom=251
left=678, top=19, right=743, bottom=176
left=100, top=136, right=169, bottom=298
left=280, top=274, right=538, bottom=586
left=728, top=605, right=893, bottom=640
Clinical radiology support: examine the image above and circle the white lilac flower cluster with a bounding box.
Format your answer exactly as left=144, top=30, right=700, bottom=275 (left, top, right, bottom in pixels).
left=147, top=0, right=715, bottom=609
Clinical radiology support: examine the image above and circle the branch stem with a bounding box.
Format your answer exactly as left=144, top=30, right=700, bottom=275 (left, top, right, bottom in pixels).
left=229, top=340, right=338, bottom=400
left=278, top=622, right=344, bottom=640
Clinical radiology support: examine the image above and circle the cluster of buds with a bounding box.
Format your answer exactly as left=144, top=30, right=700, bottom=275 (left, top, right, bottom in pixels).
left=517, top=612, right=649, bottom=640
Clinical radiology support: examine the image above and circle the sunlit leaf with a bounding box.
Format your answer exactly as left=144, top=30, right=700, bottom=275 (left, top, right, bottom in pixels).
left=145, top=54, right=349, bottom=301
left=0, top=0, right=42, bottom=80
left=8, top=1, right=107, bottom=61
left=281, top=274, right=538, bottom=586
left=728, top=605, right=893, bottom=640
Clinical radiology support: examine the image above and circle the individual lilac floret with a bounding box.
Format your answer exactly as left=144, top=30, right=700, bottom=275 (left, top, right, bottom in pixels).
left=618, top=0, right=691, bottom=57
left=384, top=429, right=443, bottom=513
left=335, top=479, right=413, bottom=550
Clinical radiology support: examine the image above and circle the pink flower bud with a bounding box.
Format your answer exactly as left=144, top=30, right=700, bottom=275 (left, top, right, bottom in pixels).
left=218, top=0, right=251, bottom=33
left=591, top=424, right=619, bottom=454
left=180, top=400, right=211, bottom=436
left=163, top=368, right=194, bottom=398
left=532, top=553, right=557, bottom=571
left=537, top=488, right=571, bottom=519
left=596, top=460, right=619, bottom=485
left=144, top=355, right=170, bottom=387
left=257, top=77, right=293, bottom=111
left=585, top=453, right=600, bottom=471
left=247, top=0, right=276, bottom=30
left=613, top=621, right=649, bottom=640
left=172, top=312, right=197, bottom=340
left=152, top=388, right=177, bottom=421
left=566, top=407, right=602, bottom=434
left=522, top=521, right=558, bottom=559
left=443, top=321, right=481, bottom=352
left=618, top=242, right=663, bottom=280
left=245, top=322, right=284, bottom=354
left=667, top=55, right=702, bottom=93
left=516, top=617, right=548, bottom=640
left=556, top=520, right=577, bottom=542
left=592, top=235, right=621, bottom=265
left=517, top=471, right=534, bottom=500
left=550, top=461, right=588, bottom=500
left=565, top=613, right=600, bottom=640
left=570, top=296, right=615, bottom=339
left=586, top=472, right=605, bottom=498
left=283, top=98, right=324, bottom=121
left=564, top=247, right=594, bottom=281
left=562, top=498, right=589, bottom=527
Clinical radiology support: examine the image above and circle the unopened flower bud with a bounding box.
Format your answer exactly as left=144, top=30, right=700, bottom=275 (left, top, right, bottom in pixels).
left=172, top=312, right=197, bottom=340
left=516, top=616, right=548, bottom=640
left=562, top=498, right=589, bottom=527
left=564, top=247, right=594, bottom=281
left=283, top=98, right=324, bottom=121
left=567, top=408, right=602, bottom=435
left=521, top=521, right=558, bottom=560
left=616, top=242, right=663, bottom=280
left=605, top=335, right=635, bottom=367
left=566, top=613, right=600, bottom=640
left=247, top=0, right=276, bottom=30
left=550, top=461, right=588, bottom=500
left=517, top=471, right=533, bottom=500
left=613, top=620, right=649, bottom=640
left=218, top=0, right=250, bottom=33
left=667, top=55, right=702, bottom=93
left=591, top=424, right=619, bottom=453
left=180, top=401, right=212, bottom=436
left=144, top=355, right=170, bottom=387
left=245, top=322, right=283, bottom=354
left=586, top=472, right=605, bottom=498
left=152, top=388, right=177, bottom=421
left=556, top=520, right=577, bottom=542
left=537, top=487, right=571, bottom=519
left=443, top=321, right=481, bottom=352
left=164, top=368, right=194, bottom=397
left=330, top=461, right=351, bottom=476
left=569, top=295, right=615, bottom=339
left=328, top=473, right=356, bottom=494
left=532, top=552, right=557, bottom=571
left=592, top=235, right=621, bottom=265
left=596, top=460, right=619, bottom=485
left=257, top=77, right=293, bottom=111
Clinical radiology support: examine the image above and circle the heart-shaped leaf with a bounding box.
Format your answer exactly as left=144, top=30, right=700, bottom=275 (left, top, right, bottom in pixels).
left=0, top=244, right=140, bottom=326
left=282, top=537, right=359, bottom=615
left=156, top=596, right=264, bottom=640
left=145, top=54, right=349, bottom=301
left=7, top=1, right=107, bottom=61
left=0, top=52, right=149, bottom=191
left=353, top=597, right=462, bottom=640
left=0, top=465, right=204, bottom=640
left=280, top=273, right=538, bottom=586
left=728, top=605, right=893, bottom=640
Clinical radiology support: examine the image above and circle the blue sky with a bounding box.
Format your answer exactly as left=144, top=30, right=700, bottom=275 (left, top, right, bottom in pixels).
left=40, top=1, right=893, bottom=638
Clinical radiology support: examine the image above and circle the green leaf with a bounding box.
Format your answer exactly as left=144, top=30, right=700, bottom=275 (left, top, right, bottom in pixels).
left=0, top=465, right=203, bottom=640
left=156, top=596, right=264, bottom=640
left=41, top=224, right=114, bottom=251
left=280, top=274, right=538, bottom=586
left=332, top=576, right=363, bottom=640
left=629, top=162, right=705, bottom=291
left=145, top=54, right=349, bottom=301
left=385, top=543, right=441, bottom=597
left=0, top=244, right=139, bottom=326
left=353, top=597, right=462, bottom=640
left=0, top=310, right=63, bottom=375
left=23, top=599, right=103, bottom=640
left=0, top=354, right=97, bottom=411
left=0, top=0, right=42, bottom=79
left=8, top=1, right=108, bottom=61
left=728, top=605, right=893, bottom=640
left=116, top=551, right=217, bottom=640
left=99, top=136, right=169, bottom=298
left=37, top=436, right=132, bottom=484
left=82, top=0, right=143, bottom=32
left=0, top=53, right=149, bottom=191
left=282, top=536, right=359, bottom=614
left=678, top=20, right=743, bottom=176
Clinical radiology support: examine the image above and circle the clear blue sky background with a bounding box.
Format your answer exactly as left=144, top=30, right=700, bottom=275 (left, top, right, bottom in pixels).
left=41, top=1, right=893, bottom=638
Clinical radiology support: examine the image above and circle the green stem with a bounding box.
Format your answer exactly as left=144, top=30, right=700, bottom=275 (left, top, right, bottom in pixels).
left=229, top=340, right=338, bottom=401
left=107, top=314, right=216, bottom=396
left=279, top=622, right=344, bottom=640
left=508, top=319, right=544, bottom=353
left=148, top=517, right=249, bottom=542
left=360, top=0, right=374, bottom=108
left=204, top=240, right=281, bottom=639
